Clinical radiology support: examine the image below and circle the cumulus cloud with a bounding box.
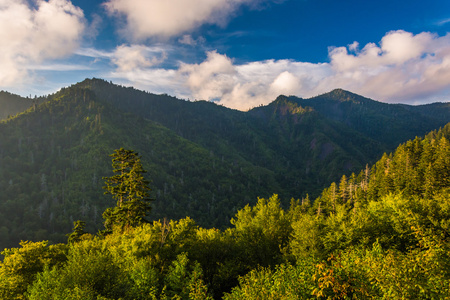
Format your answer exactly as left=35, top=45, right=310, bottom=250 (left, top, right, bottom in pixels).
left=174, top=51, right=330, bottom=109
left=327, top=30, right=450, bottom=102
left=106, top=30, right=450, bottom=110
left=112, top=44, right=167, bottom=72
left=179, top=51, right=236, bottom=100
left=103, top=0, right=280, bottom=40
left=176, top=30, right=450, bottom=109
left=0, top=0, right=86, bottom=86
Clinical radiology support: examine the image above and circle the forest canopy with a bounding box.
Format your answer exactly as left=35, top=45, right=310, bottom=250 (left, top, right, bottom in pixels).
left=1, top=124, right=450, bottom=299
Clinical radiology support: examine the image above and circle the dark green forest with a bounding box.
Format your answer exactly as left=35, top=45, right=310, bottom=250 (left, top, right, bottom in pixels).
left=0, top=79, right=450, bottom=298
left=1, top=123, right=450, bottom=299
left=1, top=78, right=449, bottom=250
left=0, top=91, right=34, bottom=120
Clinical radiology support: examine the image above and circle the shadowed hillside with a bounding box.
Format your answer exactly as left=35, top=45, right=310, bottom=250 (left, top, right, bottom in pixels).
left=0, top=78, right=448, bottom=249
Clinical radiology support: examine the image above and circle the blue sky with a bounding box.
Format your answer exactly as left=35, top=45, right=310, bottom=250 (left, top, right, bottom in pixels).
left=1, top=0, right=450, bottom=110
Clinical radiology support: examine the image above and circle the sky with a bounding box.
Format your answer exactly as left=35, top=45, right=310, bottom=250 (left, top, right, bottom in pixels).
left=1, top=0, right=450, bottom=110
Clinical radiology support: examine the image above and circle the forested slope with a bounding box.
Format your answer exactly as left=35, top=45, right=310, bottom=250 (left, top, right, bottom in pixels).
left=285, top=89, right=450, bottom=148
left=77, top=79, right=389, bottom=194
left=0, top=87, right=280, bottom=249
left=1, top=123, right=450, bottom=299
left=0, top=78, right=449, bottom=250
left=0, top=91, right=34, bottom=120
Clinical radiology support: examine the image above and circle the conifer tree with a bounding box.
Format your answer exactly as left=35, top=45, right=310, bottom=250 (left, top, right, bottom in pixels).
left=67, top=220, right=87, bottom=244
left=102, top=148, right=152, bottom=232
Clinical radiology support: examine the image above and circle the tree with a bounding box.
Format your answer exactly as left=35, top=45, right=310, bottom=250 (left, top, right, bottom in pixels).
left=0, top=241, right=67, bottom=299
left=67, top=220, right=88, bottom=244
left=102, top=148, right=152, bottom=232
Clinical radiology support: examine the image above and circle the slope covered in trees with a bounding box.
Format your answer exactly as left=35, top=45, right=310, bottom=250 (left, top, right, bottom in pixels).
left=0, top=87, right=280, bottom=249
left=284, top=89, right=450, bottom=148
left=1, top=124, right=450, bottom=299
left=0, top=91, right=35, bottom=120
left=0, top=78, right=449, bottom=250
left=76, top=79, right=389, bottom=194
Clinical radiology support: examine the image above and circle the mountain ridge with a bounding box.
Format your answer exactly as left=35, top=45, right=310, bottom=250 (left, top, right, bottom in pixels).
left=0, top=91, right=35, bottom=120
left=0, top=78, right=449, bottom=249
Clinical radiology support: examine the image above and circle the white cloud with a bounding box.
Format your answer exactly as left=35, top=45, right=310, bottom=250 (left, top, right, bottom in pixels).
left=112, top=44, right=167, bottom=72
left=28, top=63, right=93, bottom=71
left=178, top=53, right=329, bottom=109
left=75, top=47, right=114, bottom=59
left=106, top=30, right=450, bottom=110
left=270, top=71, right=301, bottom=95
left=179, top=51, right=236, bottom=100
left=178, top=35, right=196, bottom=46
left=0, top=0, right=85, bottom=86
left=103, top=0, right=280, bottom=40
left=348, top=41, right=359, bottom=52
left=186, top=30, right=450, bottom=109
left=109, top=68, right=190, bottom=99
left=327, top=30, right=450, bottom=102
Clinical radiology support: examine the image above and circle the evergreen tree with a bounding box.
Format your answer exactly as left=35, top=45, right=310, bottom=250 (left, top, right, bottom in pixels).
left=102, top=148, right=152, bottom=232
left=67, top=220, right=87, bottom=244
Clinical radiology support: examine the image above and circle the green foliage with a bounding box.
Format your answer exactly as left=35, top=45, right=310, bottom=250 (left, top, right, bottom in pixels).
left=67, top=220, right=88, bottom=244
left=27, top=238, right=129, bottom=299
left=26, top=225, right=213, bottom=300
left=290, top=212, right=326, bottom=260
left=0, top=241, right=67, bottom=299
left=1, top=189, right=450, bottom=299
left=230, top=194, right=292, bottom=268
left=102, top=148, right=152, bottom=232
left=103, top=148, right=151, bottom=207
left=1, top=79, right=449, bottom=249
left=310, top=237, right=450, bottom=300
left=1, top=80, right=450, bottom=299
left=223, top=261, right=316, bottom=300
left=163, top=253, right=212, bottom=300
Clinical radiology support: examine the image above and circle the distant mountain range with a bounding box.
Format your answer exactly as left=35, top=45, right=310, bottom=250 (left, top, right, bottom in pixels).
left=0, top=78, right=448, bottom=249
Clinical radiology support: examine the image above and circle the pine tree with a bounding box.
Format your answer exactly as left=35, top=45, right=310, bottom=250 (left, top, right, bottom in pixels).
left=67, top=220, right=87, bottom=244
left=102, top=148, right=152, bottom=232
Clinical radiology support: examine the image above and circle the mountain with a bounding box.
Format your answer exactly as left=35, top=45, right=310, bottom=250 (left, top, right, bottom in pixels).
left=0, top=78, right=448, bottom=249
left=0, top=91, right=34, bottom=120
left=282, top=89, right=450, bottom=148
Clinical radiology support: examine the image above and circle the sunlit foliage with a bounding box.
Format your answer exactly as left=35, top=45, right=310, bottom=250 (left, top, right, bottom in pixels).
left=1, top=122, right=450, bottom=299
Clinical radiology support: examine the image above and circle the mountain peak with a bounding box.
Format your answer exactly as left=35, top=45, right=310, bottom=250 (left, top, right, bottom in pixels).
left=318, top=89, right=370, bottom=103
left=249, top=95, right=314, bottom=119
left=316, top=89, right=374, bottom=104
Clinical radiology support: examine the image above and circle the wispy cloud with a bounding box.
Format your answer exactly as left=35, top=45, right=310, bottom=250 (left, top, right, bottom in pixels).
left=28, top=63, right=93, bottom=71
left=178, top=35, right=206, bottom=46
left=436, top=18, right=450, bottom=26
left=75, top=48, right=113, bottom=59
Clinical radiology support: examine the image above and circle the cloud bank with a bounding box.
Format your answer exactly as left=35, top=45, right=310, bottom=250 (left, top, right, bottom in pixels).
left=103, top=0, right=279, bottom=39
left=1, top=1, right=448, bottom=111
left=326, top=30, right=450, bottom=102
left=111, top=30, right=450, bottom=110
left=0, top=0, right=85, bottom=86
